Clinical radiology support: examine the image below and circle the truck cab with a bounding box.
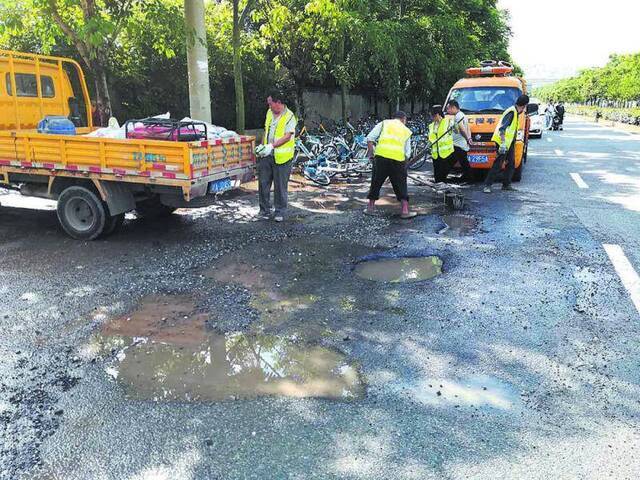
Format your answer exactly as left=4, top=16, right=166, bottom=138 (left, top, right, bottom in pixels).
left=0, top=50, right=90, bottom=130
left=444, top=61, right=529, bottom=181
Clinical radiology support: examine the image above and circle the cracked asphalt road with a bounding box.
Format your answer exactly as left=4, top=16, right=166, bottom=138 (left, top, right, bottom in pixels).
left=1, top=116, right=640, bottom=479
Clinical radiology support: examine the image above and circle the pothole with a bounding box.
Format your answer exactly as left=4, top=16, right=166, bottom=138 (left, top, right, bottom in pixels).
left=354, top=256, right=443, bottom=283
left=83, top=295, right=364, bottom=402
left=438, top=214, right=478, bottom=237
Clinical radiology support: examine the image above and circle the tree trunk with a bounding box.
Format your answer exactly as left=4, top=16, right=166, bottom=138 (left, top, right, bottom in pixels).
left=373, top=91, right=378, bottom=117
left=91, top=58, right=112, bottom=126
left=337, top=34, right=348, bottom=124
left=232, top=1, right=245, bottom=134
left=294, top=84, right=305, bottom=122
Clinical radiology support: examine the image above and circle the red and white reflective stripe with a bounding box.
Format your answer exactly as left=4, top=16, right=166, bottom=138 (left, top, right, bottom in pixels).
left=0, top=157, right=196, bottom=180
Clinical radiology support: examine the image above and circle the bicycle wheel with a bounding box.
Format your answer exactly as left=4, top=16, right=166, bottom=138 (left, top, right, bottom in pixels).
left=408, top=153, right=427, bottom=170
left=302, top=167, right=331, bottom=186
left=321, top=144, right=340, bottom=161
left=354, top=158, right=373, bottom=174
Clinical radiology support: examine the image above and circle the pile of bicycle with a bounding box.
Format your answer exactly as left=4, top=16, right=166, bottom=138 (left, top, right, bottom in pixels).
left=293, top=114, right=432, bottom=186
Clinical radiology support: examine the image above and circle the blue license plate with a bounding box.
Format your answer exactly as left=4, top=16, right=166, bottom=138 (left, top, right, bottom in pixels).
left=208, top=178, right=232, bottom=194
left=469, top=154, right=489, bottom=164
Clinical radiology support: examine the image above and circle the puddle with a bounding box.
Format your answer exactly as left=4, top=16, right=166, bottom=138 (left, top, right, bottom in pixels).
left=439, top=214, right=477, bottom=237
left=85, top=295, right=364, bottom=401
left=88, top=332, right=363, bottom=402
left=354, top=256, right=443, bottom=283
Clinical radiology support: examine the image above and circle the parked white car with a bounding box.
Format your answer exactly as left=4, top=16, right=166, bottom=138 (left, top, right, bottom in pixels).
left=527, top=100, right=544, bottom=138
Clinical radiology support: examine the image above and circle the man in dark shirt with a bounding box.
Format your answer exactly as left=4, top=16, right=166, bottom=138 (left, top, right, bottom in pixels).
left=555, top=102, right=565, bottom=130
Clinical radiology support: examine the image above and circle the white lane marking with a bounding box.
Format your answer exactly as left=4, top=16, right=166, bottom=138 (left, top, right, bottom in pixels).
left=555, top=149, right=564, bottom=156
left=570, top=173, right=589, bottom=189
left=546, top=137, right=553, bottom=143
left=604, top=244, right=640, bottom=315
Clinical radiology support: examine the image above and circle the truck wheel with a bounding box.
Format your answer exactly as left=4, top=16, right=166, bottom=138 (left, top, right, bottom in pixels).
left=135, top=198, right=177, bottom=219
left=57, top=186, right=106, bottom=240
left=102, top=212, right=125, bottom=237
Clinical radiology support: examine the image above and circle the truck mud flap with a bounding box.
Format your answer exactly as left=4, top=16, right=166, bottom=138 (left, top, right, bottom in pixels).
left=96, top=180, right=136, bottom=215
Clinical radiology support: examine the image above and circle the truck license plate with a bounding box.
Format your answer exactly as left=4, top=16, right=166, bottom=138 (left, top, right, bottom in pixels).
left=208, top=178, right=232, bottom=194
left=469, top=154, right=489, bottom=164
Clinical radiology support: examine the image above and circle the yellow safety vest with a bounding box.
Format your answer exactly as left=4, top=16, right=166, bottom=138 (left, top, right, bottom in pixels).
left=428, top=118, right=454, bottom=160
left=491, top=105, right=519, bottom=149
left=374, top=119, right=413, bottom=162
left=264, top=108, right=297, bottom=164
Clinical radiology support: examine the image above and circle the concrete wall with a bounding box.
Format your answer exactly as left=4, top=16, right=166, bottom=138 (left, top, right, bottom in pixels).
left=302, top=90, right=427, bottom=126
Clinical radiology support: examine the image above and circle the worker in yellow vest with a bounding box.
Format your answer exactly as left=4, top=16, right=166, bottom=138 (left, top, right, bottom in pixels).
left=428, top=105, right=455, bottom=183
left=255, top=93, right=297, bottom=222
left=484, top=94, right=529, bottom=193
left=365, top=111, right=416, bottom=219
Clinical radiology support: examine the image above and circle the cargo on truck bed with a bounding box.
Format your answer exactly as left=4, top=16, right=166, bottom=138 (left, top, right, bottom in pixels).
left=0, top=50, right=256, bottom=240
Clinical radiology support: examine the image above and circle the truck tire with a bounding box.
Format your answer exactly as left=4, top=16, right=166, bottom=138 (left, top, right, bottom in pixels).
left=57, top=186, right=107, bottom=240
left=102, top=212, right=125, bottom=237
left=135, top=198, right=177, bottom=219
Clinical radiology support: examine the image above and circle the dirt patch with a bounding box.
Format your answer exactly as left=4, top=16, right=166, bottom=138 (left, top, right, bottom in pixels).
left=100, top=295, right=208, bottom=347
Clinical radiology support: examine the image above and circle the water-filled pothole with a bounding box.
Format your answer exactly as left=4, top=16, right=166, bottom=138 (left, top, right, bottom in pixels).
left=354, top=256, right=443, bottom=283
left=84, top=295, right=364, bottom=402
left=439, top=214, right=478, bottom=237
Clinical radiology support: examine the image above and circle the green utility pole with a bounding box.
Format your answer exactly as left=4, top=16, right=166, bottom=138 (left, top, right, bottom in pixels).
left=184, top=0, right=212, bottom=123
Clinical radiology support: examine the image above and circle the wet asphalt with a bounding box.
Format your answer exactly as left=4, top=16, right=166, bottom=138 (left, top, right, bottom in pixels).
left=1, top=116, right=640, bottom=479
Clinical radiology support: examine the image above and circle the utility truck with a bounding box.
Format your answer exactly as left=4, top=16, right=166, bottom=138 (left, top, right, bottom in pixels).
left=444, top=61, right=530, bottom=181
left=0, top=50, right=256, bottom=240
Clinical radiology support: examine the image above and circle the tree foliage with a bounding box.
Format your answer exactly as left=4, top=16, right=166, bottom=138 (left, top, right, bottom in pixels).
left=535, top=53, right=640, bottom=104
left=1, top=0, right=513, bottom=128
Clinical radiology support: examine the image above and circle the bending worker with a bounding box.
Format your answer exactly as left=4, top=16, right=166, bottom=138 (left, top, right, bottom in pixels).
left=255, top=93, right=297, bottom=222
left=446, top=100, right=473, bottom=182
left=484, top=94, right=529, bottom=193
left=365, top=111, right=416, bottom=219
left=429, top=105, right=455, bottom=183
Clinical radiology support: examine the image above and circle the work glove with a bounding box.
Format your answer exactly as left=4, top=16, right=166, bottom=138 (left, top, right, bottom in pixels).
left=498, top=143, right=507, bottom=155
left=255, top=143, right=274, bottom=158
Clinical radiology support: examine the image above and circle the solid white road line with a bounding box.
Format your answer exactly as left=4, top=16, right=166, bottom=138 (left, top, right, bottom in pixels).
left=603, top=244, right=640, bottom=315
left=555, top=149, right=564, bottom=156
left=570, top=173, right=589, bottom=189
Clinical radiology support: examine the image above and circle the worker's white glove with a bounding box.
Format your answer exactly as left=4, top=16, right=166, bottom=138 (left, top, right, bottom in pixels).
left=255, top=143, right=274, bottom=158
left=498, top=143, right=507, bottom=155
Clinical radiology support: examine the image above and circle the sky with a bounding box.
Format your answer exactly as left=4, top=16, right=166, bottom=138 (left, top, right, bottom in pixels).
left=498, top=0, right=640, bottom=86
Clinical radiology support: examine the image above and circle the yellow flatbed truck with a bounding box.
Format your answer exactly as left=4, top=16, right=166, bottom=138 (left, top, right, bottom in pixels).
left=0, top=50, right=256, bottom=239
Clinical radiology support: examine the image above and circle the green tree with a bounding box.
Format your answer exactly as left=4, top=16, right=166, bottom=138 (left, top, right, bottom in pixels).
left=231, top=0, right=257, bottom=133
